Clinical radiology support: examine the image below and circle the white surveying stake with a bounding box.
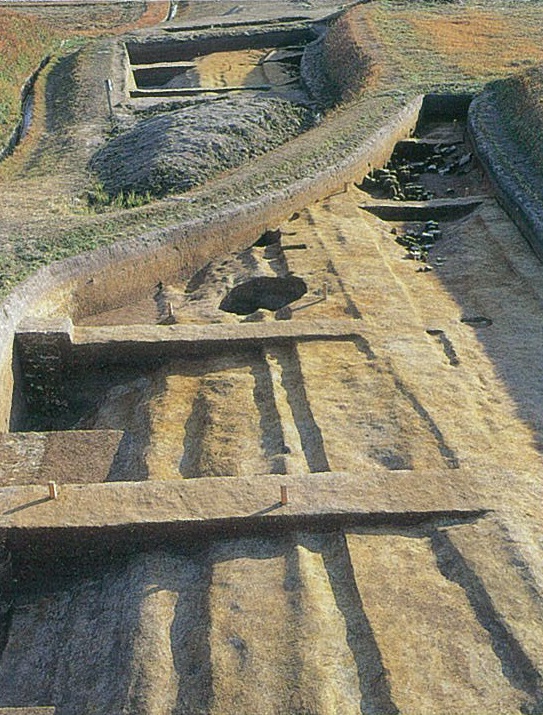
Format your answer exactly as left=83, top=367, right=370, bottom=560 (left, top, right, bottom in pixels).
left=105, top=78, right=114, bottom=120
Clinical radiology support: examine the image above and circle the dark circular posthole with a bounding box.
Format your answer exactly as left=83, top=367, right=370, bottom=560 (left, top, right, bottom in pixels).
left=461, top=316, right=493, bottom=327
left=219, top=276, right=307, bottom=315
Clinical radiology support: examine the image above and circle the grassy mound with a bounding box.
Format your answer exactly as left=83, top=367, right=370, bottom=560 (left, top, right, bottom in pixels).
left=321, top=10, right=379, bottom=102
left=90, top=96, right=315, bottom=199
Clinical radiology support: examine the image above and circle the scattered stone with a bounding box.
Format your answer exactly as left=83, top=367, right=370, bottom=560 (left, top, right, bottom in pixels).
left=359, top=139, right=474, bottom=202
left=394, top=219, right=442, bottom=264
left=242, top=310, right=266, bottom=322
left=275, top=306, right=293, bottom=320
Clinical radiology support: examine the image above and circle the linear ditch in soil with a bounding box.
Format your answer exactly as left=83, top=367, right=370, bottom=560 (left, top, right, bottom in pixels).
left=0, top=56, right=50, bottom=163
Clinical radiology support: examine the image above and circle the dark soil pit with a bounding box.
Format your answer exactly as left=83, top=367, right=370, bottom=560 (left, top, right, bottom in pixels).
left=132, top=64, right=196, bottom=90
left=219, top=275, right=307, bottom=315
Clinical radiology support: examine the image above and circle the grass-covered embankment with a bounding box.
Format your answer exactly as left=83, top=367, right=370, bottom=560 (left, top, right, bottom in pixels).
left=467, top=63, right=543, bottom=260
left=0, top=10, right=61, bottom=148
left=487, top=66, right=543, bottom=173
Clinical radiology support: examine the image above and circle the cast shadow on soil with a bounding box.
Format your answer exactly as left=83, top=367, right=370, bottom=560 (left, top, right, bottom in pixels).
left=431, top=530, right=543, bottom=715
left=428, top=209, right=543, bottom=460
left=3, top=497, right=50, bottom=516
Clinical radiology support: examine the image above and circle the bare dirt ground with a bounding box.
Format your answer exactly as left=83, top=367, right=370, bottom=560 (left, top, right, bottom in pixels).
left=5, top=1, right=170, bottom=33
left=22, top=117, right=541, bottom=715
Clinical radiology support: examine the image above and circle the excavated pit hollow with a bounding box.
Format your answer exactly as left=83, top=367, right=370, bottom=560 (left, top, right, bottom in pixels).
left=126, top=27, right=315, bottom=98
left=219, top=275, right=307, bottom=315
left=125, top=28, right=316, bottom=66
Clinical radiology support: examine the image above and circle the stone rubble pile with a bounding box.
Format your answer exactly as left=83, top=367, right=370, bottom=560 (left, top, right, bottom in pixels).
left=360, top=142, right=473, bottom=200
left=393, top=219, right=442, bottom=265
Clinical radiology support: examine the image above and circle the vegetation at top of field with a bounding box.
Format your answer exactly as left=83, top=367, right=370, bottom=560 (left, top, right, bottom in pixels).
left=0, top=10, right=61, bottom=146
left=0, top=2, right=168, bottom=149
left=358, top=0, right=543, bottom=94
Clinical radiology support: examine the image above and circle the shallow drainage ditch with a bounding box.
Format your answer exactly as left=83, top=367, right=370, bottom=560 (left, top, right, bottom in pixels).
left=0, top=56, right=50, bottom=162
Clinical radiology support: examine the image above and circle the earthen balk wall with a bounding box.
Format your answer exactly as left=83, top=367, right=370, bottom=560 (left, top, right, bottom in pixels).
left=468, top=92, right=543, bottom=263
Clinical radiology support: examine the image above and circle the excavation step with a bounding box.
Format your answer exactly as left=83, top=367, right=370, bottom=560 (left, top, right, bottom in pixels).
left=358, top=195, right=485, bottom=221
left=0, top=431, right=125, bottom=487
left=16, top=318, right=364, bottom=366
left=0, top=470, right=487, bottom=532
left=130, top=84, right=275, bottom=98
left=163, top=16, right=312, bottom=32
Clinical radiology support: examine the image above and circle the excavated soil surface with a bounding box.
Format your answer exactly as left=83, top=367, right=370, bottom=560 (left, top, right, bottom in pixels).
left=3, top=522, right=543, bottom=715
left=5, top=9, right=543, bottom=712
left=43, top=123, right=543, bottom=487
left=133, top=47, right=303, bottom=94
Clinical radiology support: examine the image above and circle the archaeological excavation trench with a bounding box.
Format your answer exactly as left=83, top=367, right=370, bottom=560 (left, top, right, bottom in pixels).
left=91, top=21, right=321, bottom=198
left=126, top=31, right=313, bottom=98
left=4, top=91, right=543, bottom=715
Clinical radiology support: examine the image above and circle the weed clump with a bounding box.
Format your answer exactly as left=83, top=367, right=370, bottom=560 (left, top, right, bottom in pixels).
left=85, top=182, right=152, bottom=212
